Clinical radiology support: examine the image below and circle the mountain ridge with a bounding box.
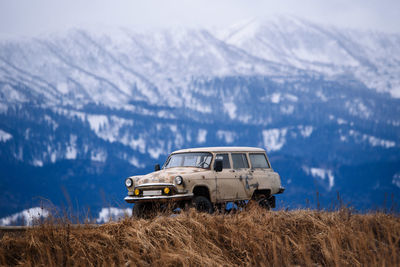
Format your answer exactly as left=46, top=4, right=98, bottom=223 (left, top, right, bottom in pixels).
left=0, top=16, right=399, bottom=217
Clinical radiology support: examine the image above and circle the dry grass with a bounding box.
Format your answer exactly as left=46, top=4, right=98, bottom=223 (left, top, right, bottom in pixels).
left=1, top=207, right=400, bottom=266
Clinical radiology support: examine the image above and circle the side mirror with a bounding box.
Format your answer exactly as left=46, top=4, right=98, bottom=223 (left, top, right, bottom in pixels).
left=214, top=159, right=223, bottom=172
left=154, top=164, right=161, bottom=171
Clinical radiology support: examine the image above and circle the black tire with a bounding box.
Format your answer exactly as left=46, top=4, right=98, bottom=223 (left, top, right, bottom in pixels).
left=257, top=197, right=271, bottom=210
left=252, top=194, right=272, bottom=211
left=192, top=196, right=214, bottom=213
left=132, top=202, right=154, bottom=219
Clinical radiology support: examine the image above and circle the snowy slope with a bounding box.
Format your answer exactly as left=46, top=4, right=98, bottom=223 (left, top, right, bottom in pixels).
left=220, top=16, right=400, bottom=98
left=0, top=16, right=399, bottom=217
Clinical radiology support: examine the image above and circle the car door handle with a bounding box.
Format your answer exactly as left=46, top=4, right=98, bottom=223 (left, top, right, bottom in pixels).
left=229, top=170, right=235, bottom=172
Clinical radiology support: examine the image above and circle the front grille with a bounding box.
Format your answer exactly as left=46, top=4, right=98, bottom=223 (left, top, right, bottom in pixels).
left=134, top=185, right=176, bottom=197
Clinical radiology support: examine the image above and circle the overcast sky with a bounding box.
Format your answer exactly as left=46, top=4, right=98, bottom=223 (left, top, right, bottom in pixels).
left=0, top=0, right=399, bottom=39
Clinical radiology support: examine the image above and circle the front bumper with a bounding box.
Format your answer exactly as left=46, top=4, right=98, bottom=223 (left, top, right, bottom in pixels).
left=277, top=187, right=285, bottom=194
left=124, top=193, right=194, bottom=203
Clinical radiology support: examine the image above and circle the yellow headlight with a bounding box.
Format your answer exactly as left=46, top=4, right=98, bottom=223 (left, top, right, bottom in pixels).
left=163, top=187, right=170, bottom=194
left=134, top=189, right=140, bottom=196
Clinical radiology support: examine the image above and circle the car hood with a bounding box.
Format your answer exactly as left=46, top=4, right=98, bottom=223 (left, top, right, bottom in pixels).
left=131, top=167, right=209, bottom=186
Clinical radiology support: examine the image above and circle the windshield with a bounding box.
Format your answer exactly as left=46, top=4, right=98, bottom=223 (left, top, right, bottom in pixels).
left=164, top=152, right=213, bottom=169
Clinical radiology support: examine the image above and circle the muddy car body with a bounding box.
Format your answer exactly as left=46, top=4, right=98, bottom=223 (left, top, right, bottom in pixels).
left=124, top=147, right=284, bottom=215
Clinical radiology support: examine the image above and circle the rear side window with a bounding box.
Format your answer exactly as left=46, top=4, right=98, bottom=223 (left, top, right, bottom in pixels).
left=215, top=153, right=231, bottom=169
left=249, top=153, right=270, bottom=168
left=231, top=153, right=249, bottom=169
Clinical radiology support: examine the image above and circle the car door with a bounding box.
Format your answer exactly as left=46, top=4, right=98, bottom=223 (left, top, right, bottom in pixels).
left=248, top=153, right=272, bottom=191
left=229, top=153, right=253, bottom=199
left=214, top=153, right=246, bottom=201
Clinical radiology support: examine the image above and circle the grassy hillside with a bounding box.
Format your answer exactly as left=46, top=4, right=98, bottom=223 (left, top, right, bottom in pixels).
left=1, top=207, right=399, bottom=266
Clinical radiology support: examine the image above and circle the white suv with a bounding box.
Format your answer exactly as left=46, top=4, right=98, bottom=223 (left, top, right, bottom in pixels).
left=124, top=147, right=284, bottom=216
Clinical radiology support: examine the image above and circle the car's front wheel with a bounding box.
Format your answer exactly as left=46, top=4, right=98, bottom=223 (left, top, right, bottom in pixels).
left=251, top=193, right=274, bottom=211
left=192, top=196, right=214, bottom=213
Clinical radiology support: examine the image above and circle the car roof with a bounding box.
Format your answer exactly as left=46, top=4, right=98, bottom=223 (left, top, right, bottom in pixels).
left=171, top=146, right=265, bottom=154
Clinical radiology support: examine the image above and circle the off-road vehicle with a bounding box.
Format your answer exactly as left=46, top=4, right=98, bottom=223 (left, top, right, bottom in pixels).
left=124, top=147, right=284, bottom=217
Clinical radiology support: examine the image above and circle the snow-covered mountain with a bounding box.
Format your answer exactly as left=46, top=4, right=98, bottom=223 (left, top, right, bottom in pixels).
left=0, top=16, right=399, bottom=218
left=219, top=16, right=400, bottom=98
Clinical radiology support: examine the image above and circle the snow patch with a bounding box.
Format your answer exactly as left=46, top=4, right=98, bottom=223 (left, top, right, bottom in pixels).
left=91, top=150, right=107, bottom=162
left=128, top=137, right=146, bottom=153
left=65, top=135, right=78, bottom=159
left=238, top=114, right=252, bottom=123
left=32, top=159, right=43, bottom=167
left=56, top=82, right=69, bottom=94
left=0, top=207, right=49, bottom=226
left=337, top=118, right=347, bottom=125
left=303, top=167, right=335, bottom=190
left=1, top=84, right=28, bottom=103
left=174, top=132, right=184, bottom=148
left=96, top=207, right=131, bottom=223
left=216, top=130, right=236, bottom=144
left=262, top=128, right=287, bottom=152
left=87, top=114, right=134, bottom=144
left=392, top=173, right=400, bottom=188
left=292, top=47, right=333, bottom=64
left=197, top=129, right=207, bottom=144
left=271, top=93, right=281, bottom=104
left=0, top=129, right=12, bottom=142
left=128, top=156, right=145, bottom=168
left=44, top=115, right=59, bottom=130
left=285, top=94, right=298, bottom=102
left=280, top=105, right=294, bottom=114
left=50, top=152, right=57, bottom=163
left=367, top=136, right=396, bottom=148
left=349, top=130, right=396, bottom=148
left=169, top=124, right=177, bottom=133
left=298, top=125, right=313, bottom=138
left=345, top=99, right=372, bottom=119
left=148, top=147, right=164, bottom=159
left=316, top=91, right=328, bottom=102
left=87, top=115, right=109, bottom=133
left=223, top=102, right=237, bottom=120
left=186, top=131, right=192, bottom=142
left=13, top=146, right=23, bottom=161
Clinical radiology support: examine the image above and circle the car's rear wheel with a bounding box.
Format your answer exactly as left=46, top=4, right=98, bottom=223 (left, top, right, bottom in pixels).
left=252, top=194, right=272, bottom=211
left=192, top=196, right=214, bottom=213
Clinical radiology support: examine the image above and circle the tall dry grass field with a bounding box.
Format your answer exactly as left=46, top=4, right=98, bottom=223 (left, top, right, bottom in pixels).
left=1, top=207, right=399, bottom=266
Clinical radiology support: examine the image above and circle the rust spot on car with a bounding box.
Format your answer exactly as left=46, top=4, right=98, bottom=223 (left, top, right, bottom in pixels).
left=250, top=183, right=259, bottom=189
left=245, top=178, right=250, bottom=189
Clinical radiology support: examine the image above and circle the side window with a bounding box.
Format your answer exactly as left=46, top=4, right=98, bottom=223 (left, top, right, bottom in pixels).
left=231, top=153, right=249, bottom=169
left=249, top=153, right=270, bottom=168
left=215, top=153, right=231, bottom=169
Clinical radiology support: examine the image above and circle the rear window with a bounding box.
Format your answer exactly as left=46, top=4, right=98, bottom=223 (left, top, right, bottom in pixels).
left=231, top=153, right=249, bottom=169
left=249, top=153, right=270, bottom=168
